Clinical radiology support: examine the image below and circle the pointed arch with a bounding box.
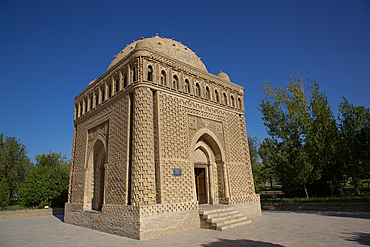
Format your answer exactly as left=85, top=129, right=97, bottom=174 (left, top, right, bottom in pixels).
left=195, top=83, right=201, bottom=97
left=189, top=127, right=225, bottom=163
left=160, top=70, right=167, bottom=86
left=184, top=78, right=190, bottom=93
left=147, top=65, right=153, bottom=81
left=173, top=74, right=179, bottom=90
left=190, top=127, right=229, bottom=204
left=84, top=136, right=107, bottom=211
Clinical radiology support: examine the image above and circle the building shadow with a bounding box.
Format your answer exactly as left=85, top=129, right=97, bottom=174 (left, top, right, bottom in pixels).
left=265, top=210, right=370, bottom=220
left=317, top=211, right=370, bottom=220
left=201, top=238, right=284, bottom=247
left=52, top=208, right=65, bottom=222
left=53, top=214, right=64, bottom=222
left=343, top=232, right=370, bottom=246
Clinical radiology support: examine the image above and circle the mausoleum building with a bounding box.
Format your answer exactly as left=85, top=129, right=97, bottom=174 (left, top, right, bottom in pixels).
left=65, top=35, right=261, bottom=240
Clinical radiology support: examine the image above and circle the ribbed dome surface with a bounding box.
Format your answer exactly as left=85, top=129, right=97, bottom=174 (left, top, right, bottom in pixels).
left=107, top=36, right=207, bottom=72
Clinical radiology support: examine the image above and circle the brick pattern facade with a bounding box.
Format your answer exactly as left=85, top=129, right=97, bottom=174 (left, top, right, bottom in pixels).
left=65, top=36, right=261, bottom=240
left=131, top=87, right=156, bottom=205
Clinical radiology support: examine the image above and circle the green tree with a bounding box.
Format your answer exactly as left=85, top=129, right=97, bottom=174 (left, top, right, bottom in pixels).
left=248, top=136, right=263, bottom=192
left=258, top=138, right=278, bottom=190
left=305, top=83, right=344, bottom=195
left=35, top=151, right=70, bottom=172
left=258, top=74, right=321, bottom=198
left=19, top=165, right=69, bottom=208
left=19, top=151, right=70, bottom=207
left=338, top=98, right=370, bottom=194
left=0, top=133, right=33, bottom=198
left=0, top=176, right=10, bottom=209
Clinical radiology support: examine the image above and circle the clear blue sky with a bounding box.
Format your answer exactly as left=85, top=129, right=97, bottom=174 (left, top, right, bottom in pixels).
left=1, top=0, right=369, bottom=163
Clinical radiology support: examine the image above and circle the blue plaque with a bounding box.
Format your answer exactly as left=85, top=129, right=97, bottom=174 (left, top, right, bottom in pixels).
left=173, top=168, right=182, bottom=176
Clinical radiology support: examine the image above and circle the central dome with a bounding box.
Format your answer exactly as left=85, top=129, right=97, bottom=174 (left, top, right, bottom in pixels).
left=107, top=36, right=208, bottom=72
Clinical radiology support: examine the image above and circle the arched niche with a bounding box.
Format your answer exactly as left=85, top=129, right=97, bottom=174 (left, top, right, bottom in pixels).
left=83, top=137, right=107, bottom=211
left=190, top=127, right=229, bottom=204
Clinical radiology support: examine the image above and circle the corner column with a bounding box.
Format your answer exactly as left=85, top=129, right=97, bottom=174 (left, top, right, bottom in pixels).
left=131, top=86, right=156, bottom=205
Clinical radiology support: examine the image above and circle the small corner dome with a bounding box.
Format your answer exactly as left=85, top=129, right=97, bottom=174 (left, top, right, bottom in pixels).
left=135, top=39, right=153, bottom=49
left=217, top=71, right=230, bottom=82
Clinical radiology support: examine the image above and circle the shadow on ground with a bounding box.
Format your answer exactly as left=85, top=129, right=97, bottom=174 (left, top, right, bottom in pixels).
left=343, top=232, right=370, bottom=246
left=53, top=214, right=64, bottom=222
left=265, top=210, right=370, bottom=219
left=317, top=211, right=370, bottom=219
left=201, top=238, right=284, bottom=247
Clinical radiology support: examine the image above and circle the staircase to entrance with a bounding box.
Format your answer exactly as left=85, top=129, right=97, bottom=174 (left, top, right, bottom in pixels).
left=199, top=204, right=251, bottom=231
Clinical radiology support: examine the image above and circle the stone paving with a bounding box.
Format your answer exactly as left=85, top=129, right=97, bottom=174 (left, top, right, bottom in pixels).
left=1, top=210, right=370, bottom=246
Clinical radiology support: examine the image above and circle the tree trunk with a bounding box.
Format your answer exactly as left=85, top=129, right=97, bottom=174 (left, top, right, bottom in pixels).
left=353, top=177, right=361, bottom=195
left=332, top=174, right=344, bottom=196
left=355, top=187, right=361, bottom=195
left=269, top=176, right=273, bottom=191
left=303, top=184, right=309, bottom=200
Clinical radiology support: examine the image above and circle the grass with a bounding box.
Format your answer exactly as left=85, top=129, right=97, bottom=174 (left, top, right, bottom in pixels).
left=342, top=183, right=370, bottom=189
left=1, top=204, right=36, bottom=211
left=260, top=193, right=370, bottom=203
left=0, top=200, right=38, bottom=211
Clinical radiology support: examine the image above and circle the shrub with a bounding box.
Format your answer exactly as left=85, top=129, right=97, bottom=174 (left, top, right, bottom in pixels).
left=19, top=166, right=69, bottom=208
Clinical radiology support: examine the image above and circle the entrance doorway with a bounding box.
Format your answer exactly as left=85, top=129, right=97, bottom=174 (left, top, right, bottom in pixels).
left=84, top=139, right=106, bottom=211
left=195, top=165, right=209, bottom=204
left=191, top=130, right=228, bottom=205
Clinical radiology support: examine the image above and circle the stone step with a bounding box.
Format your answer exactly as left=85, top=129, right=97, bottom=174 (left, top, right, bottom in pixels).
left=199, top=206, right=235, bottom=216
left=199, top=205, right=252, bottom=231
left=211, top=216, right=249, bottom=228
left=204, top=210, right=239, bottom=220
left=215, top=219, right=252, bottom=231
left=207, top=213, right=243, bottom=223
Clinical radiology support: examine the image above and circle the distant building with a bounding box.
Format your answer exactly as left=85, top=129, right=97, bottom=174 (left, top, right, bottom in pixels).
left=65, top=35, right=261, bottom=240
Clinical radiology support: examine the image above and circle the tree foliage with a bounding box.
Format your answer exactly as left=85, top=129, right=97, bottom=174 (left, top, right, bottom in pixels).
left=0, top=133, right=33, bottom=198
left=35, top=151, right=70, bottom=171
left=258, top=138, right=277, bottom=188
left=19, top=151, right=70, bottom=208
left=0, top=176, right=10, bottom=209
left=259, top=75, right=319, bottom=197
left=258, top=74, right=370, bottom=197
left=304, top=83, right=343, bottom=195
left=338, top=98, right=370, bottom=192
left=19, top=166, right=69, bottom=207
left=248, top=136, right=263, bottom=192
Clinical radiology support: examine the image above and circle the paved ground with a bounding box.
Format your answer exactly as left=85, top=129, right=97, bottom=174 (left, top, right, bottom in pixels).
left=1, top=210, right=370, bottom=246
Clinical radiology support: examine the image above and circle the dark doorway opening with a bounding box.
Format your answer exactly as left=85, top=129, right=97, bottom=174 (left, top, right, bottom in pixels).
left=195, top=166, right=208, bottom=204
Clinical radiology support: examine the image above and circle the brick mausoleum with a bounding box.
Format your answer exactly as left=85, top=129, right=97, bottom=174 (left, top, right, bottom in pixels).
left=64, top=35, right=261, bottom=240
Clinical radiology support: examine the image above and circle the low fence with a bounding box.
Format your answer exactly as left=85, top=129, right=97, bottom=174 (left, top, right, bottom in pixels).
left=262, top=202, right=370, bottom=212
left=0, top=208, right=64, bottom=220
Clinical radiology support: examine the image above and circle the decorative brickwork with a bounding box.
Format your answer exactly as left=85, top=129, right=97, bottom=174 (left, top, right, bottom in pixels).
left=66, top=35, right=260, bottom=240
left=70, top=123, right=87, bottom=204
left=229, top=194, right=261, bottom=204
left=131, top=87, right=156, bottom=205
left=158, top=93, right=187, bottom=160
left=160, top=160, right=194, bottom=204
left=140, top=201, right=198, bottom=217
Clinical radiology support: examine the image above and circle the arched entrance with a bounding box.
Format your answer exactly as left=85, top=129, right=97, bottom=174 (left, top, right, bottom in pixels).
left=84, top=139, right=106, bottom=211
left=190, top=128, right=228, bottom=205
left=194, top=143, right=210, bottom=204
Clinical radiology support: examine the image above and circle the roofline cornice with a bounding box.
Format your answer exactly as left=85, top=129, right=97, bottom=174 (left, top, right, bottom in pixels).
left=75, top=47, right=244, bottom=100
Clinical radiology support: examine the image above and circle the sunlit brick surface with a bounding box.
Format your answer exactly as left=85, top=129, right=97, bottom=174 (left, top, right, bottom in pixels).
left=66, top=36, right=261, bottom=240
